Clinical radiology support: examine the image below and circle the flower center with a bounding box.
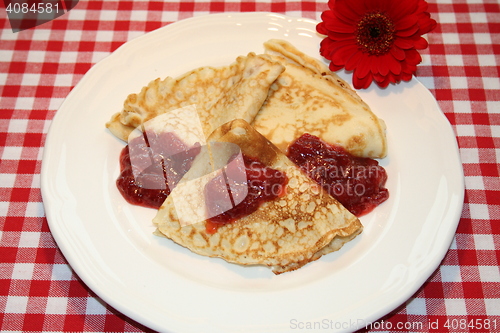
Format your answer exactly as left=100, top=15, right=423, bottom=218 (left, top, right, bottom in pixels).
left=356, top=11, right=395, bottom=56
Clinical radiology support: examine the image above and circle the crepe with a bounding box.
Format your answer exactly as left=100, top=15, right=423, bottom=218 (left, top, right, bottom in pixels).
left=153, top=119, right=363, bottom=274
left=106, top=52, right=285, bottom=141
left=252, top=39, right=388, bottom=158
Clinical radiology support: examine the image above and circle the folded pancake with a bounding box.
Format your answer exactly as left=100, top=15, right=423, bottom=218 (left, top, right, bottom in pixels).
left=252, top=39, right=387, bottom=158
left=106, top=52, right=285, bottom=141
left=153, top=119, right=362, bottom=274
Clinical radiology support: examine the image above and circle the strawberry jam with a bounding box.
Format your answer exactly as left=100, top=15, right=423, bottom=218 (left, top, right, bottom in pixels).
left=205, top=154, right=288, bottom=233
left=287, top=133, right=388, bottom=216
left=116, top=132, right=200, bottom=209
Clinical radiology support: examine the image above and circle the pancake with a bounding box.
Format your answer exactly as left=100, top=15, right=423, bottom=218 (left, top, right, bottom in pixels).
left=153, top=119, right=362, bottom=274
left=252, top=39, right=388, bottom=158
left=106, top=52, right=285, bottom=141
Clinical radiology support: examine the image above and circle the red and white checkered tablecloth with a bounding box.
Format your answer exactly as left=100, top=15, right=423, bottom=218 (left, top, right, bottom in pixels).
left=1, top=0, right=499, bottom=332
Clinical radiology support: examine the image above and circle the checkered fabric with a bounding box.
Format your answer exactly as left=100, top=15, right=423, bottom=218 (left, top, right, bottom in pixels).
left=1, top=0, right=499, bottom=332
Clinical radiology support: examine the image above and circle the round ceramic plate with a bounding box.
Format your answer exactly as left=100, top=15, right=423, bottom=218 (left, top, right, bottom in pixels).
left=41, top=12, right=464, bottom=333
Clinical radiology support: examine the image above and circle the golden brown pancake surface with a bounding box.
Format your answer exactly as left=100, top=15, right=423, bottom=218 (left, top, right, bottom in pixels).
left=153, top=119, right=363, bottom=274
left=252, top=39, right=388, bottom=158
left=106, top=52, right=284, bottom=141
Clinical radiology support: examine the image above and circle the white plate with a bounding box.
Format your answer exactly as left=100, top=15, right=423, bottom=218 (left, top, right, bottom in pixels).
left=41, top=12, right=464, bottom=333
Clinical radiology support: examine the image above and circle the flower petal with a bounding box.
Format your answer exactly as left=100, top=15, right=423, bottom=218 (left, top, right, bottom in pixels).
left=320, top=10, right=335, bottom=24
left=340, top=0, right=367, bottom=19
left=373, top=74, right=392, bottom=88
left=369, top=54, right=382, bottom=76
left=317, top=22, right=328, bottom=35
left=395, top=25, right=419, bottom=38
left=321, top=11, right=357, bottom=33
left=328, top=38, right=359, bottom=53
left=401, top=55, right=418, bottom=75
left=317, top=11, right=334, bottom=35
left=394, top=37, right=415, bottom=49
left=414, top=36, right=428, bottom=49
left=395, top=15, right=419, bottom=32
left=353, top=72, right=374, bottom=89
left=417, top=0, right=429, bottom=13
left=324, top=17, right=357, bottom=34
left=331, top=1, right=363, bottom=26
left=405, top=48, right=422, bottom=65
left=366, top=0, right=390, bottom=12
left=374, top=53, right=402, bottom=77
left=329, top=62, right=344, bottom=72
left=378, top=58, right=388, bottom=77
left=328, top=30, right=357, bottom=41
left=390, top=45, right=406, bottom=61
left=332, top=43, right=361, bottom=65
left=373, top=73, right=401, bottom=86
left=345, top=50, right=365, bottom=71
left=389, top=0, right=419, bottom=22
left=321, top=38, right=359, bottom=65
left=354, top=54, right=373, bottom=79
left=418, top=16, right=437, bottom=34
left=388, top=57, right=402, bottom=75
left=319, top=38, right=337, bottom=58
left=403, top=72, right=413, bottom=81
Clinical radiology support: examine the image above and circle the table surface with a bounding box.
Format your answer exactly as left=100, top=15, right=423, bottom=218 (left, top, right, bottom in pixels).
left=1, top=0, right=499, bottom=332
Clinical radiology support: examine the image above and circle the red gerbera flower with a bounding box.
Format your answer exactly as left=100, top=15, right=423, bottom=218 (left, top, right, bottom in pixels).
left=317, top=0, right=437, bottom=89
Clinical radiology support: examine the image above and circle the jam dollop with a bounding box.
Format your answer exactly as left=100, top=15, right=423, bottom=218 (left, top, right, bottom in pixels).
left=287, top=133, right=388, bottom=216
left=116, top=131, right=200, bottom=209
left=205, top=154, right=288, bottom=234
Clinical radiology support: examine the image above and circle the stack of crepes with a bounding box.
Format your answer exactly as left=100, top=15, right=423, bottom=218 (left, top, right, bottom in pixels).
left=106, top=39, right=387, bottom=274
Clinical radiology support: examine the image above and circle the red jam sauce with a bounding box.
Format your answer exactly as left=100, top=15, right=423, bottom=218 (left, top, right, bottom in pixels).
left=287, top=133, right=388, bottom=216
left=116, top=131, right=200, bottom=209
left=205, top=154, right=288, bottom=234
